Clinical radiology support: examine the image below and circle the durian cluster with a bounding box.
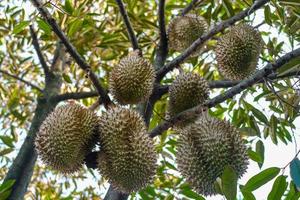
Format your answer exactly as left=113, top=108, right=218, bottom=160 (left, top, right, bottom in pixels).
left=35, top=12, right=261, bottom=198
left=36, top=50, right=158, bottom=193
left=36, top=103, right=158, bottom=193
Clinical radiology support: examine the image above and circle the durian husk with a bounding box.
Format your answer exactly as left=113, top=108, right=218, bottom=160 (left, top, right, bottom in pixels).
left=97, top=106, right=157, bottom=193
left=35, top=103, right=99, bottom=174
left=109, top=51, right=155, bottom=105
left=167, top=14, right=208, bottom=56
left=167, top=72, right=209, bottom=125
left=215, top=23, right=263, bottom=80
left=176, top=112, right=249, bottom=196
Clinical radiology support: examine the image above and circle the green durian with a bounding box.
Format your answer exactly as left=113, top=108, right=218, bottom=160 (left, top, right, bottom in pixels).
left=176, top=112, right=249, bottom=196
left=35, top=103, right=99, bottom=173
left=167, top=14, right=208, bottom=56
left=215, top=23, right=263, bottom=80
left=97, top=106, right=157, bottom=193
left=109, top=51, right=155, bottom=105
left=168, top=72, right=209, bottom=119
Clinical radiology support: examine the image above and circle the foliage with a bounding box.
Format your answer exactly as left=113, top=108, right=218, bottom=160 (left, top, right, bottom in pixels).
left=0, top=0, right=300, bottom=199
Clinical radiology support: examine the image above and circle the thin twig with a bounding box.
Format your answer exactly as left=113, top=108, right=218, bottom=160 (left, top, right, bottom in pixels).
left=156, top=0, right=271, bottom=82
left=154, top=0, right=168, bottom=69
left=30, top=0, right=112, bottom=107
left=181, top=0, right=202, bottom=16
left=29, top=25, right=51, bottom=77
left=282, top=149, right=300, bottom=170
left=114, top=0, right=139, bottom=50
left=0, top=69, right=43, bottom=92
left=149, top=47, right=300, bottom=137
left=265, top=79, right=297, bottom=109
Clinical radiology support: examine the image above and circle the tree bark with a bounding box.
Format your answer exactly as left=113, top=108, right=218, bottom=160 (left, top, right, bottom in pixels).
left=3, top=66, right=63, bottom=200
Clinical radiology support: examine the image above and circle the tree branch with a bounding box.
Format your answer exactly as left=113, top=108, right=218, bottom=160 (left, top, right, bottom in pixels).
left=29, top=25, right=51, bottom=77
left=30, top=0, right=112, bottom=107
left=50, top=91, right=98, bottom=102
left=181, top=0, right=201, bottom=16
left=156, top=0, right=270, bottom=82
left=149, top=47, right=300, bottom=137
left=114, top=0, right=139, bottom=50
left=0, top=69, right=43, bottom=92
left=154, top=0, right=168, bottom=69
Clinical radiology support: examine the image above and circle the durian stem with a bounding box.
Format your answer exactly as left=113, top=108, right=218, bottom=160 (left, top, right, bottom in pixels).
left=149, top=47, right=300, bottom=137
left=114, top=0, right=139, bottom=51
left=155, top=0, right=271, bottom=81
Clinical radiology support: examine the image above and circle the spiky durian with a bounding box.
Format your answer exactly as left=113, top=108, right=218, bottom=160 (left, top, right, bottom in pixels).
left=167, top=14, right=208, bottom=56
left=168, top=72, right=209, bottom=119
left=109, top=51, right=155, bottom=105
left=176, top=112, right=249, bottom=196
left=215, top=23, right=263, bottom=80
left=97, top=106, right=157, bottom=193
left=35, top=103, right=99, bottom=173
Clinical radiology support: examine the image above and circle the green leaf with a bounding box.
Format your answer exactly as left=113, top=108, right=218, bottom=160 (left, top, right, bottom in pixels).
left=37, top=19, right=52, bottom=35
left=241, top=189, right=256, bottom=200
left=62, top=73, right=72, bottom=83
left=0, top=148, right=14, bottom=156
left=243, top=167, right=280, bottom=191
left=248, top=149, right=263, bottom=164
left=222, top=0, right=235, bottom=17
left=252, top=108, right=269, bottom=125
left=264, top=5, right=272, bottom=25
left=270, top=115, right=278, bottom=144
left=255, top=140, right=265, bottom=168
left=0, top=136, right=14, bottom=148
left=267, top=175, right=287, bottom=200
left=68, top=20, right=83, bottom=37
left=181, top=189, right=205, bottom=200
left=221, top=166, right=238, bottom=200
left=214, top=179, right=223, bottom=195
left=12, top=21, right=30, bottom=34
left=285, top=181, right=300, bottom=200
left=279, top=0, right=300, bottom=6
left=290, top=158, right=300, bottom=188
left=63, top=0, right=74, bottom=15
left=0, top=190, right=12, bottom=200
left=243, top=101, right=269, bottom=125
left=0, top=180, right=15, bottom=194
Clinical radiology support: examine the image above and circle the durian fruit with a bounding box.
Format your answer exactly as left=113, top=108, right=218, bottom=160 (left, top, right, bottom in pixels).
left=109, top=51, right=155, bottom=105
left=167, top=14, right=208, bottom=56
left=97, top=106, right=157, bottom=193
left=215, top=23, right=263, bottom=80
left=35, top=103, right=99, bottom=173
left=176, top=112, right=249, bottom=196
left=168, top=72, right=209, bottom=119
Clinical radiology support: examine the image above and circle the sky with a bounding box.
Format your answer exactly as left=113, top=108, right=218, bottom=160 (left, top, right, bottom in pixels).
left=3, top=0, right=300, bottom=200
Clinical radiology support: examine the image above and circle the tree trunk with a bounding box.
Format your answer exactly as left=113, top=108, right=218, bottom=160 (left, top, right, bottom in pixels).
left=4, top=73, right=62, bottom=200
